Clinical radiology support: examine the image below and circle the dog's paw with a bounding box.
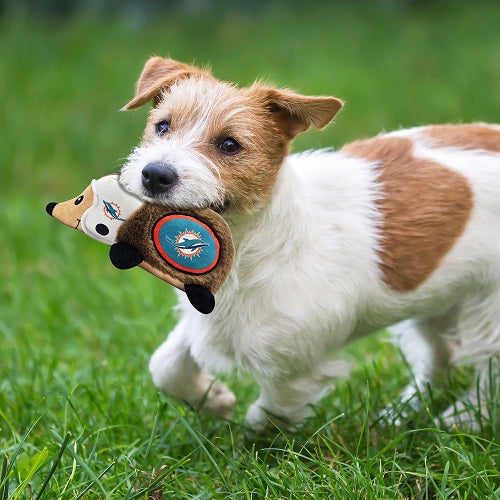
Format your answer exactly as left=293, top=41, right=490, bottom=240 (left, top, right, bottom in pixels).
left=198, top=381, right=236, bottom=419
left=245, top=403, right=269, bottom=432
left=245, top=403, right=296, bottom=434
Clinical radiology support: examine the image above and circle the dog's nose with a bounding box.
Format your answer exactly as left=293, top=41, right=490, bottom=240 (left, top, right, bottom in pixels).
left=141, top=163, right=178, bottom=195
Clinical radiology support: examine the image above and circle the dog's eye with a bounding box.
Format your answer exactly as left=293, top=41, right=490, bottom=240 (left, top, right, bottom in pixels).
left=218, top=137, right=241, bottom=155
left=155, top=120, right=170, bottom=136
left=74, top=195, right=84, bottom=205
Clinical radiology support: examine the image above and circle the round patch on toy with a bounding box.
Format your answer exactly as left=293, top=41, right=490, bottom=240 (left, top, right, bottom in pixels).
left=152, top=214, right=220, bottom=274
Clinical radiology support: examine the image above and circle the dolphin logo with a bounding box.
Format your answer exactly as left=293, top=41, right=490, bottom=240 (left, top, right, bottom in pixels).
left=175, top=239, right=209, bottom=251
left=173, top=230, right=209, bottom=258
left=103, top=200, right=125, bottom=221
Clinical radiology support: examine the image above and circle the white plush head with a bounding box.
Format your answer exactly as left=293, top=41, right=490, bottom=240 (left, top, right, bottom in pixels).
left=80, top=175, right=143, bottom=244
left=47, top=174, right=143, bottom=246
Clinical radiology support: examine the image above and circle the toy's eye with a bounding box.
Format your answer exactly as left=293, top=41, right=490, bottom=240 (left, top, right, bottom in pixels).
left=95, top=224, right=109, bottom=236
left=75, top=195, right=84, bottom=205
left=218, top=137, right=241, bottom=155
left=155, top=120, right=170, bottom=136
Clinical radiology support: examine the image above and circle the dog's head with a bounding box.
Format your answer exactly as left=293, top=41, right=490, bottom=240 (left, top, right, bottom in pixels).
left=119, top=57, right=343, bottom=214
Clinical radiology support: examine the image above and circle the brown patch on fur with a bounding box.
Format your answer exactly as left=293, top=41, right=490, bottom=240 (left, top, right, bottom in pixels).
left=424, top=124, right=500, bottom=153
left=342, top=136, right=473, bottom=292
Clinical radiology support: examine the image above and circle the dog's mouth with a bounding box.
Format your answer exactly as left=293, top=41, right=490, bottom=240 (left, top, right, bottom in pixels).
left=208, top=199, right=229, bottom=214
left=141, top=194, right=228, bottom=214
left=75, top=219, right=81, bottom=229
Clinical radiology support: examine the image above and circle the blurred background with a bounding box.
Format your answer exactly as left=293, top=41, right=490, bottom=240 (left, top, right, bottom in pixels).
left=2, top=0, right=499, bottom=194
left=0, top=0, right=499, bottom=493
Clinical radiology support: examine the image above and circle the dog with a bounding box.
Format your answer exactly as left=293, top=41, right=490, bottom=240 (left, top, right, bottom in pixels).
left=118, top=56, right=500, bottom=431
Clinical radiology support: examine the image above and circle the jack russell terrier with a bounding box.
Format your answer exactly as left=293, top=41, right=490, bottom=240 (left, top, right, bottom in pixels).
left=119, top=56, right=499, bottom=431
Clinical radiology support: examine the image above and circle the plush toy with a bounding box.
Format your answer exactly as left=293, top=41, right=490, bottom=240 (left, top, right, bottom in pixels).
left=46, top=175, right=234, bottom=314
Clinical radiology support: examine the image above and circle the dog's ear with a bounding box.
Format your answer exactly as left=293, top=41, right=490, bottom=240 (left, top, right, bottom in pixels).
left=122, top=57, right=208, bottom=110
left=250, top=85, right=343, bottom=139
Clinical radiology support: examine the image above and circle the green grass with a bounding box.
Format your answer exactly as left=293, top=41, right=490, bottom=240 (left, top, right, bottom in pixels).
left=1, top=2, right=499, bottom=498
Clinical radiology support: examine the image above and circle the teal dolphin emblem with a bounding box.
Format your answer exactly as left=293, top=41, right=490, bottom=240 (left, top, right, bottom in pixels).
left=103, top=200, right=125, bottom=221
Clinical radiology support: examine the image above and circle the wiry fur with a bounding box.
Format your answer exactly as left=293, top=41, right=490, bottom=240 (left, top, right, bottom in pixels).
left=120, top=57, right=499, bottom=432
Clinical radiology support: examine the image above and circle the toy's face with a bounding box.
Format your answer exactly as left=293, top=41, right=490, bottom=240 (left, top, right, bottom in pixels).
left=47, top=175, right=143, bottom=245
left=49, top=184, right=94, bottom=231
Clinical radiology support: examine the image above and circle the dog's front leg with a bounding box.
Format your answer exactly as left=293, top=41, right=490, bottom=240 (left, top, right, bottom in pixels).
left=149, top=317, right=236, bottom=418
left=245, top=359, right=349, bottom=432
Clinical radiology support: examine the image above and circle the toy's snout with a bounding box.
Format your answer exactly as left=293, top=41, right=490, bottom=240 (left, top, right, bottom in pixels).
left=45, top=184, right=94, bottom=231
left=46, top=202, right=57, bottom=216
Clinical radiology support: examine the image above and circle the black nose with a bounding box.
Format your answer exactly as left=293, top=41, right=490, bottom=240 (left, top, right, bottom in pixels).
left=141, top=163, right=178, bottom=195
left=46, top=202, right=57, bottom=216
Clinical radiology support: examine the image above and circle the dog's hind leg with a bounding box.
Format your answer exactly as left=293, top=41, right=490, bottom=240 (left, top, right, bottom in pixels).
left=383, top=308, right=458, bottom=420
left=441, top=285, right=500, bottom=430
left=149, top=317, right=236, bottom=418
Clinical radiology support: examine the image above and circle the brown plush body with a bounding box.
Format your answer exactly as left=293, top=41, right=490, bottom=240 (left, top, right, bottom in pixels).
left=113, top=204, right=234, bottom=312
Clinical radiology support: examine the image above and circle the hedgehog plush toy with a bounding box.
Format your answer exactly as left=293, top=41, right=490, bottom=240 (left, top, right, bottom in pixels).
left=46, top=175, right=234, bottom=314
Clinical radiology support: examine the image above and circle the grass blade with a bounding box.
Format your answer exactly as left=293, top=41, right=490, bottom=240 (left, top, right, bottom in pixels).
left=0, top=411, right=46, bottom=492
left=0, top=455, right=9, bottom=500
left=126, top=454, right=192, bottom=500
left=164, top=400, right=227, bottom=487
left=51, top=431, right=108, bottom=497
left=11, top=448, right=49, bottom=500
left=34, top=432, right=71, bottom=500
left=74, top=460, right=115, bottom=500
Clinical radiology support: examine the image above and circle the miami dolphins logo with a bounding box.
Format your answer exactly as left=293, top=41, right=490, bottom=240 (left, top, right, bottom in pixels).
left=175, top=230, right=208, bottom=259
left=102, top=200, right=125, bottom=221
left=153, top=214, right=220, bottom=274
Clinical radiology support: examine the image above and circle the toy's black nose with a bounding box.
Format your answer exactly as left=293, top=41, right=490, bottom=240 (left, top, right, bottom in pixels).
left=46, top=202, right=57, bottom=216
left=141, top=163, right=178, bottom=195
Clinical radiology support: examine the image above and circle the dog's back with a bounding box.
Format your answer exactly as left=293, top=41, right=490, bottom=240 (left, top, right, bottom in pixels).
left=183, top=123, right=500, bottom=372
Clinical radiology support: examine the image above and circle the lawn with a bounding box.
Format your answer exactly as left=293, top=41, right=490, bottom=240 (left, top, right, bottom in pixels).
left=1, top=1, right=499, bottom=498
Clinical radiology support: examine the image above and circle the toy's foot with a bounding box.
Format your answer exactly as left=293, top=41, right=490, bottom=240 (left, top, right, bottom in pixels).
left=109, top=242, right=143, bottom=270
left=184, top=284, right=215, bottom=314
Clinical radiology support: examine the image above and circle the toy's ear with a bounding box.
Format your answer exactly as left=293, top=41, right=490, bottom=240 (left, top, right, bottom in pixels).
left=121, top=56, right=210, bottom=110
left=46, top=184, right=94, bottom=231
left=248, top=84, right=343, bottom=139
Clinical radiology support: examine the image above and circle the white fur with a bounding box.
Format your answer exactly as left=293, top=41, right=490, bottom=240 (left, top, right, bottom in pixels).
left=136, top=125, right=500, bottom=430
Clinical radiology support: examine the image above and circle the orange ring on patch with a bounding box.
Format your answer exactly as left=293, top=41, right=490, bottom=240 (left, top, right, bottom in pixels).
left=153, top=214, right=220, bottom=274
